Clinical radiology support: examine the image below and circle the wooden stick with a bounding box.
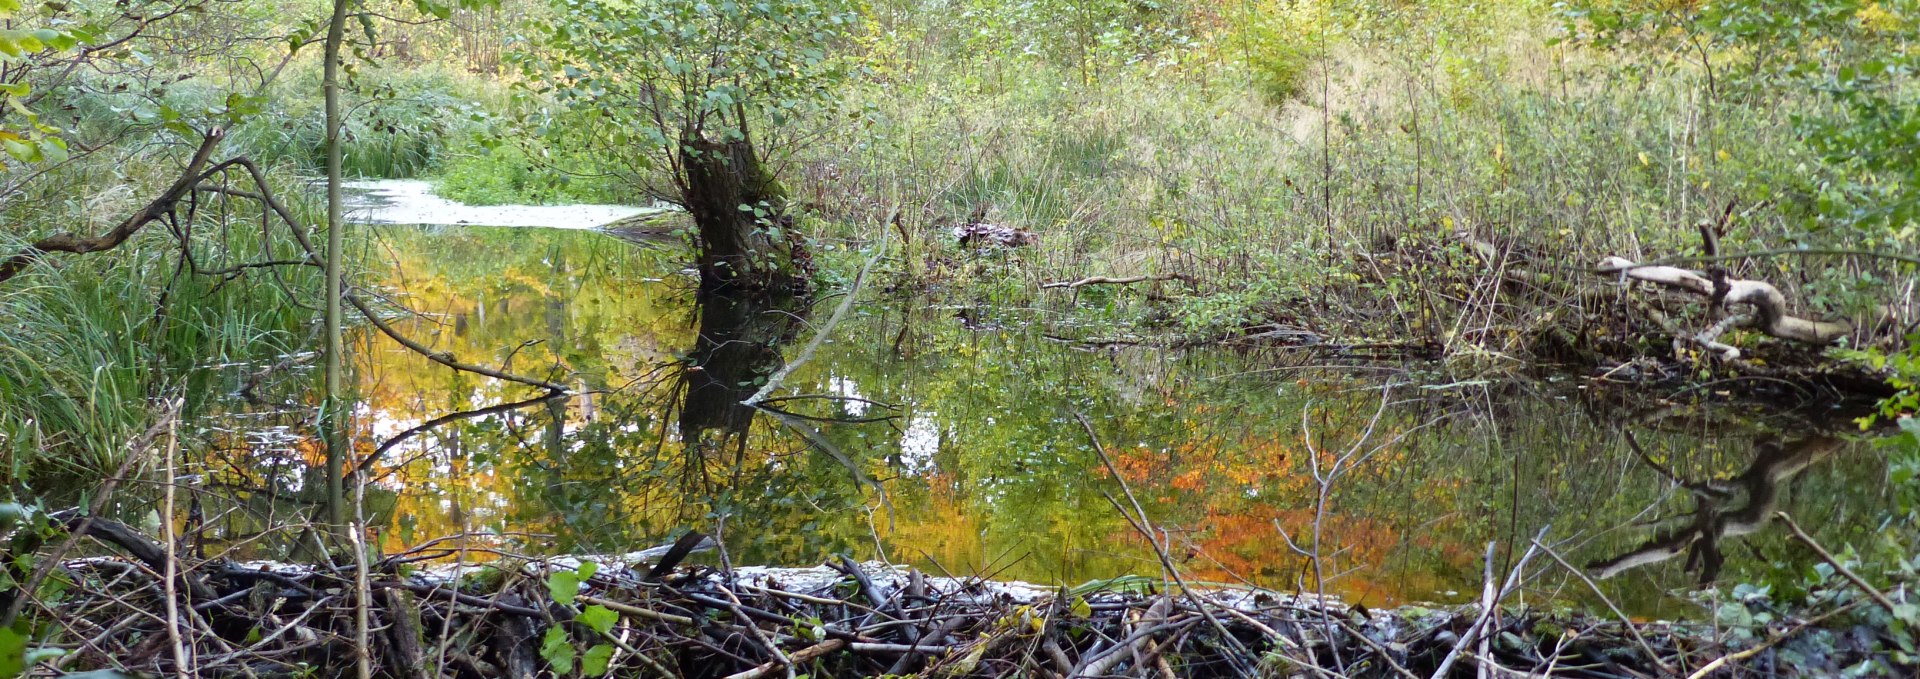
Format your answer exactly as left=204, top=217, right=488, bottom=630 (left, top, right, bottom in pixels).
left=721, top=639, right=848, bottom=679
left=160, top=417, right=191, bottom=679
left=1532, top=539, right=1674, bottom=675
left=575, top=595, right=696, bottom=626
left=1430, top=528, right=1549, bottom=679
left=1684, top=599, right=1865, bottom=679
left=847, top=642, right=953, bottom=654
left=1041, top=273, right=1188, bottom=290
left=1775, top=512, right=1899, bottom=612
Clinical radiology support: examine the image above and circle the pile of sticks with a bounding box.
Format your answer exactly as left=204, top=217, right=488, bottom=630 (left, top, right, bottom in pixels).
left=9, top=512, right=1907, bottom=678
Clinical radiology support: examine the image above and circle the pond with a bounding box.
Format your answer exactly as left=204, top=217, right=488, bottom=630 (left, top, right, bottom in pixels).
left=196, top=204, right=1903, bottom=621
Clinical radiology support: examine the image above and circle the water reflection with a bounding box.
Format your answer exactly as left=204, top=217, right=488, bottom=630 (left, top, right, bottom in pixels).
left=188, top=225, right=1900, bottom=620
left=1591, top=435, right=1843, bottom=583
left=680, top=293, right=805, bottom=461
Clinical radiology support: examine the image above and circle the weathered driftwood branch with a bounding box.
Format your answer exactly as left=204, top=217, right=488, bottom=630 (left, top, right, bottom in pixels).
left=1040, top=273, right=1190, bottom=290
left=1597, top=256, right=1852, bottom=347
left=0, top=130, right=226, bottom=283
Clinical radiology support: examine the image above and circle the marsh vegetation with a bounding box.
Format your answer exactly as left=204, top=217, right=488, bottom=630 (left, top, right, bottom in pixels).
left=1, top=0, right=1919, bottom=675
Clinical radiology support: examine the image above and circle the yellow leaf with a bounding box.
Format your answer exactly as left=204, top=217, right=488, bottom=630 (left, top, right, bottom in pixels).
left=1637, top=152, right=1649, bottom=167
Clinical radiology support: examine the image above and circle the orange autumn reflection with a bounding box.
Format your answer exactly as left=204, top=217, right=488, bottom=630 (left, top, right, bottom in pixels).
left=187, top=225, right=1891, bottom=622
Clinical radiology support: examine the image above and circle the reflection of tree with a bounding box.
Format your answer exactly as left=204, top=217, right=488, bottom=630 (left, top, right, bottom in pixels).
left=1590, top=435, right=1842, bottom=583
left=677, top=292, right=807, bottom=496
left=186, top=226, right=1896, bottom=618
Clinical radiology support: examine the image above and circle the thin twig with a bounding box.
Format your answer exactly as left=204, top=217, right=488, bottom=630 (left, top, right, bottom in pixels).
left=1775, top=512, right=1899, bottom=612
left=1532, top=538, right=1674, bottom=674
left=1076, top=412, right=1259, bottom=675
left=161, top=416, right=191, bottom=679
left=1430, top=527, right=1550, bottom=679
left=1684, top=599, right=1867, bottom=679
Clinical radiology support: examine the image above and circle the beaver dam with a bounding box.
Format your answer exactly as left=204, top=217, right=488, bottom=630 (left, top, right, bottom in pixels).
left=22, top=513, right=1913, bottom=677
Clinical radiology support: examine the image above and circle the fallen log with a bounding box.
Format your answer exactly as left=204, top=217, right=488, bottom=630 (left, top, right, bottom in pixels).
left=1040, top=273, right=1190, bottom=290
left=1597, top=256, right=1853, bottom=348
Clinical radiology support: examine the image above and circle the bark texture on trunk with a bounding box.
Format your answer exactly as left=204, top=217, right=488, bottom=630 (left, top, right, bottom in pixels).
left=680, top=137, right=806, bottom=292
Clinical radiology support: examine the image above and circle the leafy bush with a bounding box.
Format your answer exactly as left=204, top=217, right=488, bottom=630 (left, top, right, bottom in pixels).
left=432, top=141, right=620, bottom=206
left=1221, top=0, right=1326, bottom=104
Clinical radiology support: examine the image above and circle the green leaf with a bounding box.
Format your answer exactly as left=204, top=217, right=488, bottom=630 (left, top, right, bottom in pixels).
left=3, top=138, right=35, bottom=163
left=579, top=604, right=618, bottom=635
left=37, top=137, right=65, bottom=164
left=0, top=627, right=24, bottom=677
left=540, top=627, right=575, bottom=674
left=546, top=569, right=581, bottom=606
left=413, top=0, right=452, bottom=20
left=582, top=643, right=614, bottom=676
left=0, top=82, right=28, bottom=97
left=1715, top=601, right=1755, bottom=629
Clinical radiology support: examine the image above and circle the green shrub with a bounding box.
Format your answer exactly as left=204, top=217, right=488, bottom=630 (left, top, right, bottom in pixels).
left=1224, top=1, right=1326, bottom=104
left=432, top=141, right=621, bottom=206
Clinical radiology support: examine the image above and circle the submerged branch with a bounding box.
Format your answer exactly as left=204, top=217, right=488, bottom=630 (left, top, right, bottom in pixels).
left=742, top=225, right=888, bottom=407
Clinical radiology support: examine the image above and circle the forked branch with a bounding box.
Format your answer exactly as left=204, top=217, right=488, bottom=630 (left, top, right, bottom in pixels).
left=0, top=130, right=227, bottom=283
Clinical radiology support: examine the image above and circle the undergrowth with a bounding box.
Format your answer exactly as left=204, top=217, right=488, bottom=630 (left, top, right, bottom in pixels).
left=0, top=137, right=319, bottom=493
left=798, top=0, right=1916, bottom=379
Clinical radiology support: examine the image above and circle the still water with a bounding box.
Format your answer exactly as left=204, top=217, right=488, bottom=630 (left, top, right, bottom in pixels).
left=204, top=222, right=1901, bottom=619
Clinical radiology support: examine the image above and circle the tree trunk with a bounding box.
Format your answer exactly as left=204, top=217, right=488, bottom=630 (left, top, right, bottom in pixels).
left=679, top=137, right=807, bottom=292
left=321, top=0, right=350, bottom=528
